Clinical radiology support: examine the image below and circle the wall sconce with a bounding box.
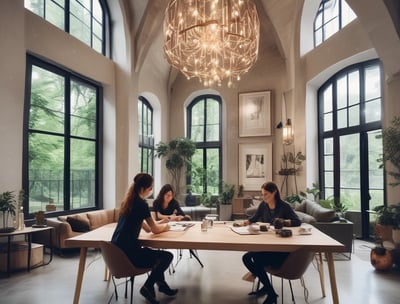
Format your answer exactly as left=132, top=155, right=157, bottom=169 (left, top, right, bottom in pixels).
left=282, top=118, right=294, bottom=145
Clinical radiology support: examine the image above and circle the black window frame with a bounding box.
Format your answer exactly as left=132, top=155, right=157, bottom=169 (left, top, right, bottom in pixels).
left=138, top=96, right=154, bottom=176
left=187, top=94, right=222, bottom=195
left=23, top=54, right=103, bottom=220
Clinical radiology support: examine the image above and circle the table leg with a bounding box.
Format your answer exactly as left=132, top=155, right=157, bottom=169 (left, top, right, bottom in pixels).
left=72, top=247, right=88, bottom=304
left=27, top=234, right=32, bottom=272
left=326, top=252, right=339, bottom=304
left=7, top=235, right=11, bottom=277
left=317, top=252, right=326, bottom=297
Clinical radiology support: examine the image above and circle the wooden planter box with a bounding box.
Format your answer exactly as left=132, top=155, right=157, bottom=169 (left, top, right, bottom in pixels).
left=0, top=242, right=44, bottom=272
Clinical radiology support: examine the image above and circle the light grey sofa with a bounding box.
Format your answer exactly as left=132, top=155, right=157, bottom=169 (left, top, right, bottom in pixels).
left=246, top=199, right=354, bottom=255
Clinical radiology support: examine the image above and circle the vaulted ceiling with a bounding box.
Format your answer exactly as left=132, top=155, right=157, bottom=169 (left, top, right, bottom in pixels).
left=119, top=0, right=298, bottom=86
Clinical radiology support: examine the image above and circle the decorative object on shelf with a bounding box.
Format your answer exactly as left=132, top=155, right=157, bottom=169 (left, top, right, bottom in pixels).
left=278, top=145, right=305, bottom=195
left=0, top=191, right=17, bottom=233
left=155, top=137, right=196, bottom=196
left=33, top=211, right=47, bottom=228
left=238, top=142, right=273, bottom=191
left=238, top=91, right=271, bottom=137
left=163, top=0, right=260, bottom=87
left=237, top=184, right=244, bottom=198
left=45, top=198, right=56, bottom=212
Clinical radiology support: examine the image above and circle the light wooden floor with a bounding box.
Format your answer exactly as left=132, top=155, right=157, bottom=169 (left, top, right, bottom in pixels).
left=1, top=240, right=399, bottom=304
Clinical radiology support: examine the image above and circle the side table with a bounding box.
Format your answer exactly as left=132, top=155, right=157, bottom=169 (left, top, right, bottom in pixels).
left=0, top=226, right=53, bottom=277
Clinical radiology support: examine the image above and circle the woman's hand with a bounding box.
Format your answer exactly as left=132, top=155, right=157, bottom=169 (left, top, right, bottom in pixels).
left=158, top=218, right=169, bottom=224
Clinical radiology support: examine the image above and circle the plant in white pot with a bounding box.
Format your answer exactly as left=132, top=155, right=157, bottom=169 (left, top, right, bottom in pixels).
left=0, top=191, right=17, bottom=233
left=218, top=182, right=235, bottom=221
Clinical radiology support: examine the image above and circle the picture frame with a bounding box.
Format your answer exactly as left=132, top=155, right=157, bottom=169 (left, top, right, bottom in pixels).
left=239, top=90, right=272, bottom=137
left=238, top=143, right=273, bottom=191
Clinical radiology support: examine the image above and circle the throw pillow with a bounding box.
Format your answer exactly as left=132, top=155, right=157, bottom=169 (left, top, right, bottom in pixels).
left=67, top=215, right=90, bottom=232
left=304, top=199, right=336, bottom=222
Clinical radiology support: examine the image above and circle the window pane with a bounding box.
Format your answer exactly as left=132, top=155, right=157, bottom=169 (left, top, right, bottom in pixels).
left=348, top=105, right=359, bottom=126
left=70, top=138, right=96, bottom=209
left=348, top=70, right=359, bottom=106
left=324, top=172, right=333, bottom=188
left=324, top=138, right=333, bottom=154
left=342, top=0, right=357, bottom=26
left=47, top=0, right=65, bottom=30
left=323, top=85, right=332, bottom=112
left=30, top=66, right=65, bottom=134
left=365, top=65, right=381, bottom=101
left=324, top=155, right=333, bottom=170
left=340, top=134, right=360, bottom=189
left=206, top=99, right=220, bottom=141
left=191, top=149, right=204, bottom=194
left=191, top=101, right=205, bottom=142
left=324, top=112, right=332, bottom=131
left=337, top=75, right=347, bottom=109
left=324, top=17, right=339, bottom=40
left=206, top=149, right=220, bottom=195
left=337, top=108, right=347, bottom=129
left=28, top=133, right=65, bottom=213
left=365, top=99, right=381, bottom=123
left=70, top=80, right=97, bottom=139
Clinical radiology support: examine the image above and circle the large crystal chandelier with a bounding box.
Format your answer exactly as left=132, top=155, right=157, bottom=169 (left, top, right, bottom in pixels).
left=163, top=0, right=260, bottom=87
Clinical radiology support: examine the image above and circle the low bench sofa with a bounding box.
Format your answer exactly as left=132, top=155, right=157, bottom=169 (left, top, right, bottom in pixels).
left=37, top=208, right=120, bottom=251
left=246, top=199, right=354, bottom=255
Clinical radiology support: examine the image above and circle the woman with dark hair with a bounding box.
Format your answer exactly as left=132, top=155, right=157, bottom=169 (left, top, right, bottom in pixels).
left=242, top=181, right=301, bottom=304
left=153, top=184, right=191, bottom=221
left=111, top=173, right=178, bottom=304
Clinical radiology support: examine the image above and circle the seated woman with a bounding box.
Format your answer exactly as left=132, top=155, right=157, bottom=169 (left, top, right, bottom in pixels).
left=153, top=184, right=192, bottom=221
left=111, top=173, right=178, bottom=304
left=242, top=181, right=301, bottom=304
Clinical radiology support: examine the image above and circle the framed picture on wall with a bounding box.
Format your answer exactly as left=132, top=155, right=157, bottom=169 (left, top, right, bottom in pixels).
left=239, top=143, right=273, bottom=191
left=238, top=90, right=272, bottom=137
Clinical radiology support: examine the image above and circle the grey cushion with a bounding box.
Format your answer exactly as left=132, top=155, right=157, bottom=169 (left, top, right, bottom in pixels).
left=295, top=211, right=316, bottom=224
left=303, top=199, right=337, bottom=222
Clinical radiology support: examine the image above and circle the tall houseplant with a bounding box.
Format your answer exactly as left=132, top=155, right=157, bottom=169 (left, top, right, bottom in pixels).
left=376, top=116, right=400, bottom=243
left=155, top=137, right=196, bottom=196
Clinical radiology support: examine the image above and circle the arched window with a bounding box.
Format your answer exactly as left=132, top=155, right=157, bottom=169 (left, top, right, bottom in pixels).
left=318, top=59, right=383, bottom=239
left=187, top=95, right=222, bottom=195
left=314, top=0, right=356, bottom=47
left=24, top=0, right=110, bottom=56
left=138, top=97, right=154, bottom=175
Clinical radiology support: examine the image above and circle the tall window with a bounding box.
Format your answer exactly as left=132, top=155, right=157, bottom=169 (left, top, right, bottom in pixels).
left=24, top=55, right=101, bottom=217
left=138, top=97, right=154, bottom=175
left=187, top=95, right=222, bottom=195
left=318, top=60, right=383, bottom=239
left=24, top=0, right=109, bottom=55
left=314, top=0, right=356, bottom=47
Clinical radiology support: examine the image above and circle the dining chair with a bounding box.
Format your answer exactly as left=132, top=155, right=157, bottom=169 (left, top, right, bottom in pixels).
left=265, top=248, right=316, bottom=304
left=99, top=241, right=151, bottom=304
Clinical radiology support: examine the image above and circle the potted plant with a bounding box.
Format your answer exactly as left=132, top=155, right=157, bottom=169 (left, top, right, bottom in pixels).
left=373, top=203, right=400, bottom=244
left=155, top=137, right=196, bottom=197
left=218, top=182, right=235, bottom=221
left=0, top=191, right=17, bottom=233
left=376, top=116, right=400, bottom=243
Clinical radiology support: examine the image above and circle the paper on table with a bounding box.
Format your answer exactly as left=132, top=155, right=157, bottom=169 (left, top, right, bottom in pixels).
left=230, top=226, right=260, bottom=235
left=168, top=222, right=195, bottom=232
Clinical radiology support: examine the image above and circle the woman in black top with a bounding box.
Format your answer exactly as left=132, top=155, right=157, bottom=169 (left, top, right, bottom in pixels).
left=242, top=181, right=301, bottom=304
left=153, top=184, right=191, bottom=221
left=111, top=173, right=178, bottom=304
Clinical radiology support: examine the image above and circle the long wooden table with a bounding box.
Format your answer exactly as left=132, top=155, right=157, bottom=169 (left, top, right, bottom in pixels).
left=65, top=222, right=345, bottom=304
